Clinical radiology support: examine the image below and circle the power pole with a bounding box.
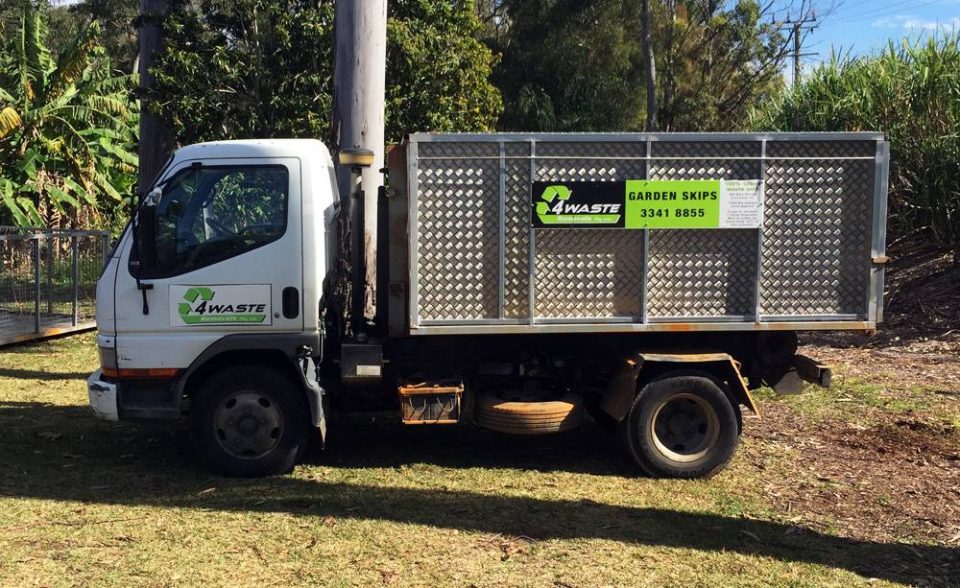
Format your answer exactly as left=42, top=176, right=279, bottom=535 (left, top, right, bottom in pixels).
left=332, top=0, right=387, bottom=324
left=793, top=20, right=802, bottom=85
left=641, top=0, right=656, bottom=131
left=775, top=13, right=818, bottom=87
left=137, top=0, right=170, bottom=195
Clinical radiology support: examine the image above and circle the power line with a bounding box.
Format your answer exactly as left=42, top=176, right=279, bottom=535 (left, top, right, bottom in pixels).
left=837, top=0, right=945, bottom=23
left=772, top=12, right=820, bottom=86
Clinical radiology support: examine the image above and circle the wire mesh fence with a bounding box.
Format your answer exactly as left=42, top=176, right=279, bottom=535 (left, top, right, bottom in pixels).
left=0, top=227, right=110, bottom=345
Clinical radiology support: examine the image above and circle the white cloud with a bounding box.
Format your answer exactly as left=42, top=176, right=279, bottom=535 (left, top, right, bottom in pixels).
left=872, top=15, right=960, bottom=31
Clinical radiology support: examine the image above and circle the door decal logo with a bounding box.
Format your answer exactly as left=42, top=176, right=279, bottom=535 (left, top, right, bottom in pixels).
left=534, top=184, right=622, bottom=226
left=172, top=285, right=271, bottom=326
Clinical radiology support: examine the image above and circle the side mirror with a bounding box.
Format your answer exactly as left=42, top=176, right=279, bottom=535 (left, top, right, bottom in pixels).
left=135, top=197, right=159, bottom=274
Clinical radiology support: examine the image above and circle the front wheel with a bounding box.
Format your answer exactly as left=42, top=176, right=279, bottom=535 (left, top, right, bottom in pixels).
left=190, top=365, right=308, bottom=477
left=620, top=374, right=740, bottom=479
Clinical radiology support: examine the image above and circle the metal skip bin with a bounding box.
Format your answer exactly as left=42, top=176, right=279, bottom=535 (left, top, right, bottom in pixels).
left=401, top=133, right=889, bottom=336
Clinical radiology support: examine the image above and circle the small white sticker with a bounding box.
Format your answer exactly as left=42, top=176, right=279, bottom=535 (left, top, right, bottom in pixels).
left=356, top=365, right=381, bottom=377
left=719, top=180, right=764, bottom=229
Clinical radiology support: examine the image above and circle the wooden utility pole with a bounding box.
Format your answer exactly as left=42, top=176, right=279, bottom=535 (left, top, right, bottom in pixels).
left=641, top=0, right=656, bottom=131
left=332, top=0, right=387, bottom=324
left=774, top=13, right=818, bottom=87
left=137, top=0, right=170, bottom=195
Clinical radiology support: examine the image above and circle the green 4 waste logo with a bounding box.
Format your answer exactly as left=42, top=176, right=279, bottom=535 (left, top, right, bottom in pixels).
left=174, top=285, right=269, bottom=325
left=533, top=183, right=622, bottom=227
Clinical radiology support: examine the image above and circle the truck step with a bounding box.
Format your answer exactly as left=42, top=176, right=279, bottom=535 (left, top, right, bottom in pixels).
left=398, top=380, right=463, bottom=425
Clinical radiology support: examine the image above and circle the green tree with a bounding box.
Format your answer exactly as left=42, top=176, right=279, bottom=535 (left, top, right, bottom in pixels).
left=386, top=0, right=502, bottom=141
left=654, top=0, right=787, bottom=131
left=150, top=0, right=335, bottom=145
left=493, top=0, right=645, bottom=131
left=150, top=0, right=501, bottom=146
left=491, top=0, right=791, bottom=132
left=0, top=1, right=138, bottom=228
left=68, top=0, right=140, bottom=74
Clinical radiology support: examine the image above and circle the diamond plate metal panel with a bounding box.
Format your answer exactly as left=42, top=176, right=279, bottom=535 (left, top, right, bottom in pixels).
left=766, top=140, right=875, bottom=159
left=537, top=142, right=648, bottom=158
left=530, top=151, right=647, bottom=320
left=760, top=157, right=873, bottom=316
left=503, top=143, right=531, bottom=318
left=535, top=229, right=644, bottom=319
left=418, top=141, right=500, bottom=159
left=416, top=157, right=500, bottom=321
left=408, top=135, right=883, bottom=329
left=647, top=146, right=761, bottom=317
left=647, top=230, right=757, bottom=317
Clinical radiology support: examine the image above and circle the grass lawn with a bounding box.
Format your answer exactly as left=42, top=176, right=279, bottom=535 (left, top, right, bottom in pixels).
left=0, top=333, right=957, bottom=587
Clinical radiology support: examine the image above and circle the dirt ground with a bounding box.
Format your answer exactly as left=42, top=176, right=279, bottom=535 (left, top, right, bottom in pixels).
left=750, top=342, right=960, bottom=544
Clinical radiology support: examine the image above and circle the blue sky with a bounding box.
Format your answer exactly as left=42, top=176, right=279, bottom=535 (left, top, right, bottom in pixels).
left=792, top=1, right=960, bottom=61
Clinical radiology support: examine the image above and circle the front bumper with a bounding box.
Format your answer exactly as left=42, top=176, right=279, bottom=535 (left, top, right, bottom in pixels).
left=87, top=370, right=119, bottom=421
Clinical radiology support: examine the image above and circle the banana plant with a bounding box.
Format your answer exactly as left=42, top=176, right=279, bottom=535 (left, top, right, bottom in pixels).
left=0, top=2, right=138, bottom=228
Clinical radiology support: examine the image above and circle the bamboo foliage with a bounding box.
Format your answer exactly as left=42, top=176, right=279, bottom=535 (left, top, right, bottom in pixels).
left=0, top=2, right=138, bottom=228
left=752, top=35, right=960, bottom=260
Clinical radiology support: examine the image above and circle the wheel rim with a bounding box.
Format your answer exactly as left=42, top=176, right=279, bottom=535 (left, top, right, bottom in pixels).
left=648, top=392, right=720, bottom=463
left=213, top=390, right=284, bottom=460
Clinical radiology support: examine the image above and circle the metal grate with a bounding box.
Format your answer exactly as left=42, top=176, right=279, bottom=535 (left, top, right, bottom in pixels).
left=0, top=228, right=109, bottom=345
left=761, top=157, right=873, bottom=316
left=503, top=142, right=532, bottom=318
left=534, top=229, right=644, bottom=319
left=407, top=133, right=887, bottom=332
left=416, top=156, right=500, bottom=321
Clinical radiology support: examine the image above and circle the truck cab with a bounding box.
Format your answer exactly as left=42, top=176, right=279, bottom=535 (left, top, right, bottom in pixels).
left=89, top=139, right=334, bottom=474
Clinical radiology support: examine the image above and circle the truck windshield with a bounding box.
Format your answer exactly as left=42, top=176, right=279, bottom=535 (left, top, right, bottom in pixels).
left=141, top=164, right=289, bottom=277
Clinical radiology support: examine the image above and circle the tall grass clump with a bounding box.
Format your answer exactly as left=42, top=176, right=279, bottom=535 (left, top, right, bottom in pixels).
left=751, top=35, right=960, bottom=263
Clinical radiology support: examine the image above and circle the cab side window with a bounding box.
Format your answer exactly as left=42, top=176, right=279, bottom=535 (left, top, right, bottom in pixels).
left=147, top=165, right=288, bottom=277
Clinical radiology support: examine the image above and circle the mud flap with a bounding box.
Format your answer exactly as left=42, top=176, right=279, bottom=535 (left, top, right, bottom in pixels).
left=302, top=356, right=327, bottom=444
left=600, top=352, right=760, bottom=421
left=768, top=354, right=832, bottom=395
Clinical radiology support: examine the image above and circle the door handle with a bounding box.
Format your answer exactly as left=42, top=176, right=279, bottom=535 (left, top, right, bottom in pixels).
left=282, top=287, right=299, bottom=319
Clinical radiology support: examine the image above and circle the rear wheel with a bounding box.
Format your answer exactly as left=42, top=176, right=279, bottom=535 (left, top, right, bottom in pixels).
left=191, top=365, right=308, bottom=477
left=620, top=374, right=740, bottom=479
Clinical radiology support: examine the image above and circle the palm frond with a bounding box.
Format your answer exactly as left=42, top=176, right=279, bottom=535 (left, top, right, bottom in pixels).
left=20, top=3, right=52, bottom=97
left=47, top=21, right=100, bottom=101
left=0, top=106, right=22, bottom=138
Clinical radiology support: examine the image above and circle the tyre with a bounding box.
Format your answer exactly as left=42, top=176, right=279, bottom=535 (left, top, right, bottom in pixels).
left=190, top=365, right=309, bottom=477
left=475, top=392, right=584, bottom=435
left=620, top=375, right=740, bottom=479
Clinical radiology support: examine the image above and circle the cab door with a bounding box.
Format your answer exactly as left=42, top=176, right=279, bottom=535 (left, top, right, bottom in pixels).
left=113, top=157, right=303, bottom=370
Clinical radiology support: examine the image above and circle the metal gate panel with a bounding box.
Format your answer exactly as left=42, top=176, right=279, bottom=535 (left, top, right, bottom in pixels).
left=531, top=148, right=647, bottom=320
left=503, top=142, right=532, bottom=319
left=761, top=141, right=874, bottom=317
left=405, top=133, right=887, bottom=334
left=647, top=141, right=761, bottom=318
left=534, top=229, right=645, bottom=319
left=415, top=154, right=500, bottom=321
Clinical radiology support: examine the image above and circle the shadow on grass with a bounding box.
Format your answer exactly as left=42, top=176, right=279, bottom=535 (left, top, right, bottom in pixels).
left=0, top=368, right=90, bottom=381
left=0, top=402, right=957, bottom=586
left=320, top=412, right=634, bottom=476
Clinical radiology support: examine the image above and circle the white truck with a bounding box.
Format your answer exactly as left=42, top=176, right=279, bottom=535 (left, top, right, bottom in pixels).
left=87, top=133, right=889, bottom=478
